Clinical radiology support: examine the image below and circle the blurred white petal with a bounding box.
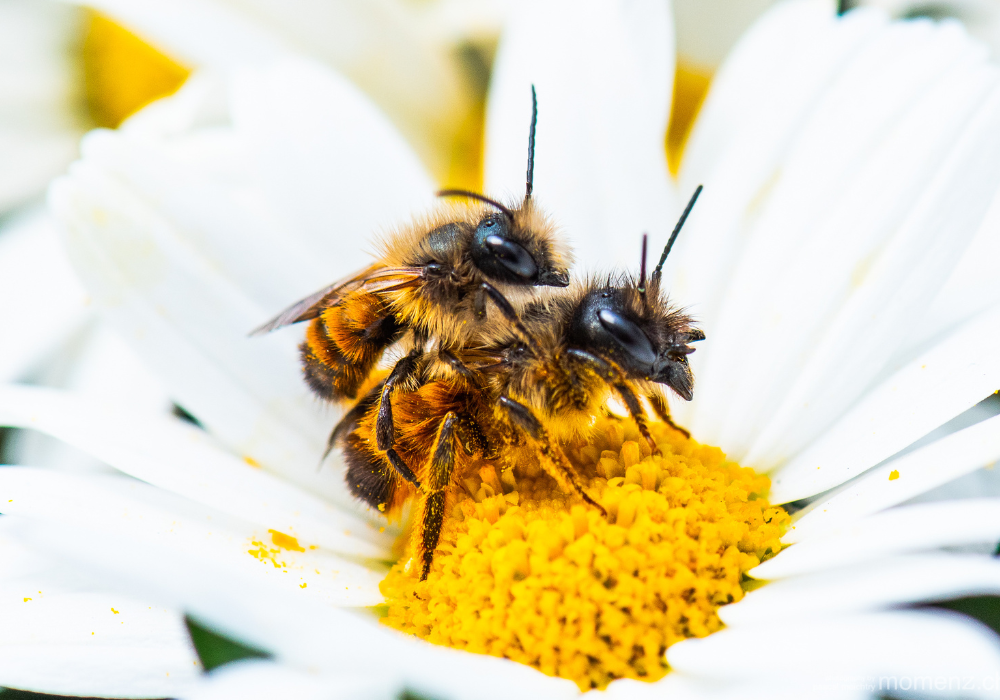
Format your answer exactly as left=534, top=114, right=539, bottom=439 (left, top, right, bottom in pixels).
left=0, top=385, right=391, bottom=557
left=0, top=467, right=385, bottom=605
left=723, top=554, right=1000, bottom=624
left=14, top=516, right=581, bottom=700
left=788, top=412, right=1000, bottom=543
left=180, top=660, right=399, bottom=700
left=0, top=209, right=90, bottom=382
left=668, top=609, right=1000, bottom=692
left=752, top=499, right=1000, bottom=578
left=485, top=0, right=675, bottom=268
left=0, top=0, right=85, bottom=213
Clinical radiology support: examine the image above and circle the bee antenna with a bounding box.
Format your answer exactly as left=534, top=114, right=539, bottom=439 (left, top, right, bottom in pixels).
left=653, top=185, right=703, bottom=280
left=526, top=84, right=538, bottom=200
left=437, top=189, right=515, bottom=221
left=638, top=233, right=648, bottom=298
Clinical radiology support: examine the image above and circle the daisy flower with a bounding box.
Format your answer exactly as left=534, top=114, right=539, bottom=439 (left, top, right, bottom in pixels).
left=3, top=0, right=1000, bottom=698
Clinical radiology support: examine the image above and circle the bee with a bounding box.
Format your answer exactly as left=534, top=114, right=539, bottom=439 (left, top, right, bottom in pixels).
left=339, top=188, right=705, bottom=580
left=253, top=87, right=572, bottom=437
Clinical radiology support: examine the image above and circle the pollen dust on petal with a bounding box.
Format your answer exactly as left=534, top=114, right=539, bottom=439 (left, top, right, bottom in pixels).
left=380, top=418, right=789, bottom=691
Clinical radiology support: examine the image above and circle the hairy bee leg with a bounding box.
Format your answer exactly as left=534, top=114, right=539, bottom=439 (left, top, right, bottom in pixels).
left=375, top=348, right=423, bottom=452
left=418, top=411, right=459, bottom=580
left=385, top=447, right=421, bottom=488
left=437, top=348, right=476, bottom=383
left=498, top=397, right=607, bottom=517
left=324, top=381, right=384, bottom=461
left=648, top=392, right=691, bottom=439
left=565, top=348, right=660, bottom=455
left=475, top=282, right=545, bottom=357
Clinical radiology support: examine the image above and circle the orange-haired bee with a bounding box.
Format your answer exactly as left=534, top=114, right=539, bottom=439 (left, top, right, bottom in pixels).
left=338, top=188, right=705, bottom=579
left=253, top=87, right=571, bottom=418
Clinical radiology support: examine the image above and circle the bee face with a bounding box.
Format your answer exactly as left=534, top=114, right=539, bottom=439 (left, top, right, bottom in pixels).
left=469, top=212, right=570, bottom=288
left=567, top=286, right=701, bottom=400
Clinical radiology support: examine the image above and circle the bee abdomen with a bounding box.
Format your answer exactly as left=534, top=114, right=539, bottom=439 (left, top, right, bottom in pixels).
left=343, top=433, right=397, bottom=512
left=300, top=339, right=367, bottom=401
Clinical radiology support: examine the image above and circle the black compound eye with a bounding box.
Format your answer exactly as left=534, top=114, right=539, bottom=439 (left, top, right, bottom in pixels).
left=597, top=309, right=657, bottom=367
left=484, top=234, right=538, bottom=280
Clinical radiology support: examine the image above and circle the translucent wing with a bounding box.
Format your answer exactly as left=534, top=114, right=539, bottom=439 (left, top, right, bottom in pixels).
left=250, top=264, right=422, bottom=335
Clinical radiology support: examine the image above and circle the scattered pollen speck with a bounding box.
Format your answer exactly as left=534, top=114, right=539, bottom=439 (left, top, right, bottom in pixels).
left=243, top=455, right=261, bottom=468
left=889, top=470, right=900, bottom=481
left=308, top=545, right=318, bottom=550
left=315, top=569, right=320, bottom=574
left=269, top=529, right=306, bottom=552
left=111, top=608, right=119, bottom=614
left=300, top=583, right=307, bottom=589
left=379, top=527, right=386, bottom=533
left=247, top=540, right=287, bottom=568
left=23, top=598, right=31, bottom=602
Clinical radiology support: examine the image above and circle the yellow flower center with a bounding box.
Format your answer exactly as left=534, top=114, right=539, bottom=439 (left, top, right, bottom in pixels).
left=380, top=418, right=788, bottom=690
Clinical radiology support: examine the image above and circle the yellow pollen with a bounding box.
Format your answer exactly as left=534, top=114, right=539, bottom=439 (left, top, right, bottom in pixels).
left=111, top=608, right=119, bottom=614
left=889, top=469, right=900, bottom=481
left=381, top=418, right=788, bottom=690
left=247, top=539, right=287, bottom=569
left=269, top=529, right=306, bottom=552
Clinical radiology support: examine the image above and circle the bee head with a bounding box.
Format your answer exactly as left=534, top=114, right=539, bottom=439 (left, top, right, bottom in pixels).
left=464, top=208, right=569, bottom=287
left=567, top=285, right=703, bottom=400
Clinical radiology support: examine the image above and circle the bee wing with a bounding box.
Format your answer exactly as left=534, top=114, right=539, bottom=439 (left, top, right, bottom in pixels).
left=250, top=264, right=422, bottom=335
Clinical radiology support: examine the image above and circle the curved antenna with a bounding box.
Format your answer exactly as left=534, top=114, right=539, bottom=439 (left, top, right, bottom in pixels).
left=526, top=84, right=538, bottom=200
left=652, top=185, right=703, bottom=280
left=437, top=189, right=515, bottom=220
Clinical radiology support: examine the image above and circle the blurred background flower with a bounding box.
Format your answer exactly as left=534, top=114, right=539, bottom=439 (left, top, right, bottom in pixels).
left=3, top=0, right=1000, bottom=698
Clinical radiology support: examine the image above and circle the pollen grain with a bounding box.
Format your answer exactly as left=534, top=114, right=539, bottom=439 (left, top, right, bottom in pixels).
left=380, top=418, right=789, bottom=690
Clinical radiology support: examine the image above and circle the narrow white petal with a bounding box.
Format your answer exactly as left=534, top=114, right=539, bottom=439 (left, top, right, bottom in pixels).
left=723, top=554, right=1000, bottom=625
left=668, top=609, right=1000, bottom=695
left=181, top=660, right=398, bottom=700
left=689, top=20, right=995, bottom=450
left=770, top=303, right=1000, bottom=503
left=742, top=76, right=1000, bottom=469
left=752, top=498, right=1000, bottom=579
left=0, top=590, right=199, bottom=698
left=787, top=413, right=1000, bottom=543
left=0, top=385, right=392, bottom=557
left=47, top=165, right=361, bottom=508
left=485, top=0, right=675, bottom=268
left=1, top=469, right=385, bottom=605
left=0, top=209, right=90, bottom=382
left=230, top=57, right=436, bottom=274
left=14, top=518, right=580, bottom=700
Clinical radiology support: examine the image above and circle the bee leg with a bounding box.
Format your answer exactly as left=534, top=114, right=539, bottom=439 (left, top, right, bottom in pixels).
left=648, top=392, right=691, bottom=439
left=565, top=348, right=660, bottom=455
left=418, top=411, right=460, bottom=580
left=476, top=282, right=545, bottom=357
left=498, top=396, right=607, bottom=517
left=385, top=448, right=421, bottom=488
left=375, top=349, right=423, bottom=452
left=324, top=380, right=384, bottom=462
left=437, top=348, right=477, bottom=384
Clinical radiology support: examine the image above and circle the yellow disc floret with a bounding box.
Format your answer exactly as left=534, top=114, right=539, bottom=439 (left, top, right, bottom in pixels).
left=381, top=418, right=789, bottom=690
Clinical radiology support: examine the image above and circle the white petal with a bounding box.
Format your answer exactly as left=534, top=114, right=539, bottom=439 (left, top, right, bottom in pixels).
left=0, top=385, right=392, bottom=558
left=0, top=469, right=385, bottom=606
left=0, top=209, right=90, bottom=382
left=47, top=160, right=356, bottom=508
left=752, top=498, right=1000, bottom=579
left=14, top=517, right=581, bottom=700
left=741, top=74, right=1000, bottom=469
left=485, top=0, right=675, bottom=268
left=770, top=302, right=1000, bottom=503
left=668, top=5, right=885, bottom=362
left=723, top=554, right=1000, bottom=625
left=787, top=412, right=1000, bottom=543
left=688, top=19, right=995, bottom=451
left=181, top=660, right=399, bottom=700
left=230, top=56, right=436, bottom=274
left=668, top=609, right=1000, bottom=694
